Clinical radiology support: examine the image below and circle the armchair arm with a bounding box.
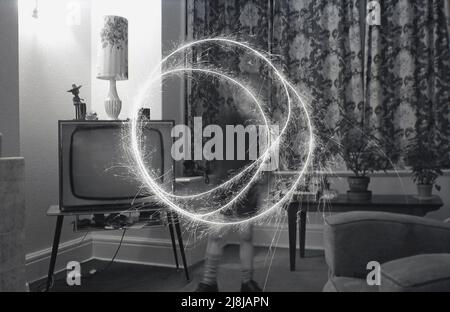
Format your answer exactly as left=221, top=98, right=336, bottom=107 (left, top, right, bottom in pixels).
left=380, top=254, right=450, bottom=292
left=324, top=212, right=450, bottom=278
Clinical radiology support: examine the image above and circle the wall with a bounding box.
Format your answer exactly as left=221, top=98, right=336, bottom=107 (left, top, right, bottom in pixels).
left=0, top=0, right=20, bottom=157
left=90, top=0, right=162, bottom=120
left=161, top=0, right=186, bottom=175
left=19, top=0, right=92, bottom=254
left=162, top=0, right=186, bottom=125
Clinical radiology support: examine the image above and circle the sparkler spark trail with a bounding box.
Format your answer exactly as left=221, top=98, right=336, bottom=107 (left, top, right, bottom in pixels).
left=128, top=38, right=315, bottom=226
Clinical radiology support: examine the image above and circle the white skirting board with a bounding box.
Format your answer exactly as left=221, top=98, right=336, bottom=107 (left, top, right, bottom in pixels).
left=25, top=236, right=93, bottom=284
left=25, top=224, right=324, bottom=284
left=91, top=232, right=208, bottom=269
left=25, top=229, right=208, bottom=284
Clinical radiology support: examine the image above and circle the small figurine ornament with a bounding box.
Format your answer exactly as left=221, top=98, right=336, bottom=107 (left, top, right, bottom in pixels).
left=67, top=84, right=87, bottom=120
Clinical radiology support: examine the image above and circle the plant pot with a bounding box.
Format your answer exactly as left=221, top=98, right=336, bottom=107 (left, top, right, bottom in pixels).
left=417, top=184, right=433, bottom=199
left=347, top=176, right=372, bottom=201
left=348, top=176, right=370, bottom=192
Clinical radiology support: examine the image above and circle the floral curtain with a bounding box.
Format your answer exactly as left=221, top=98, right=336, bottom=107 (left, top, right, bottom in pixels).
left=185, top=0, right=272, bottom=175
left=446, top=0, right=450, bottom=46
left=271, top=0, right=364, bottom=170
left=365, top=0, right=450, bottom=167
left=186, top=0, right=450, bottom=171
left=185, top=0, right=270, bottom=127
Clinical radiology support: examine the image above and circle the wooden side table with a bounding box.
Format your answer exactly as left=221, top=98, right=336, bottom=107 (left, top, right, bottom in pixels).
left=288, top=194, right=444, bottom=271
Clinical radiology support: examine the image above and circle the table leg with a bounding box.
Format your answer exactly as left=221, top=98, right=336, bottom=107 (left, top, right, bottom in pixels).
left=172, top=212, right=190, bottom=281
left=46, top=215, right=64, bottom=292
left=299, top=208, right=307, bottom=258
left=288, top=203, right=297, bottom=271
left=166, top=211, right=180, bottom=270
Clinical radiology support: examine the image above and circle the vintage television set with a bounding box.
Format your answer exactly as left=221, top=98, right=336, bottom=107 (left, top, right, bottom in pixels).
left=58, top=120, right=174, bottom=212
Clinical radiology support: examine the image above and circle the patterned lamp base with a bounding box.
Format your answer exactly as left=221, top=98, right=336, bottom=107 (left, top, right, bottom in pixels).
left=105, top=79, right=122, bottom=120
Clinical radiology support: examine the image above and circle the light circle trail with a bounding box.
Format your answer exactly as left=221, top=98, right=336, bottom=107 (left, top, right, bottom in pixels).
left=129, top=38, right=315, bottom=225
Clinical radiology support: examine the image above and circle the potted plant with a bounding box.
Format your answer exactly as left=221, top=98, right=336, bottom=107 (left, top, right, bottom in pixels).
left=340, top=128, right=392, bottom=201
left=406, top=137, right=443, bottom=199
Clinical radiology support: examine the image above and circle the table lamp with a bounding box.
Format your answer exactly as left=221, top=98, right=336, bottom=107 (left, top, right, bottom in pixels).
left=96, top=15, right=128, bottom=120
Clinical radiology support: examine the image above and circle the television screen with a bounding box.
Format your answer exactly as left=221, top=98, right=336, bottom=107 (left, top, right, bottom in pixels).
left=59, top=121, right=174, bottom=211
left=70, top=125, right=162, bottom=200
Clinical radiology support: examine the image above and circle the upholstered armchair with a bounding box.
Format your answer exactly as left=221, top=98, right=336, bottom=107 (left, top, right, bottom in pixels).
left=323, top=211, right=450, bottom=292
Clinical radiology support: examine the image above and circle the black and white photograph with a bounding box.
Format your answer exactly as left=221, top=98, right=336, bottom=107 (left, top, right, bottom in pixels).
left=1, top=0, right=450, bottom=300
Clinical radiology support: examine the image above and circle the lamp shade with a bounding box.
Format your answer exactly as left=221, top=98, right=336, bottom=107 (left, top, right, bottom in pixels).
left=96, top=16, right=128, bottom=81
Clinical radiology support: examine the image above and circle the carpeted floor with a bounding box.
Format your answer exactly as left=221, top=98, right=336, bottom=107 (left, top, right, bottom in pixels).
left=31, top=246, right=328, bottom=292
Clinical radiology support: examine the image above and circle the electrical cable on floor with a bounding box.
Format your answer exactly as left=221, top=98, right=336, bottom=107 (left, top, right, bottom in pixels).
left=92, top=228, right=127, bottom=275
left=38, top=229, right=127, bottom=292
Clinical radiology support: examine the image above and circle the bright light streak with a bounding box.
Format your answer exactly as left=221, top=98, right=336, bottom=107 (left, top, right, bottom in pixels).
left=128, top=38, right=315, bottom=226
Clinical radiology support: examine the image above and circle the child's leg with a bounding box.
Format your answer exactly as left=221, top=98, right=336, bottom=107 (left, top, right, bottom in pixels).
left=239, top=224, right=254, bottom=283
left=201, top=231, right=225, bottom=286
